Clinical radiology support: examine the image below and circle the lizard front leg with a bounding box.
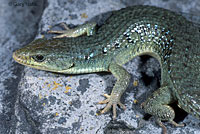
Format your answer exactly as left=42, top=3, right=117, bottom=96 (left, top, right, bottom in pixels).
left=99, top=63, right=131, bottom=119
left=48, top=22, right=97, bottom=38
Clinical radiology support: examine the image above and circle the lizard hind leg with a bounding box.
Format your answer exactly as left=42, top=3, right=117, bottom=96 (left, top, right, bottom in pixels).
left=141, top=86, right=184, bottom=134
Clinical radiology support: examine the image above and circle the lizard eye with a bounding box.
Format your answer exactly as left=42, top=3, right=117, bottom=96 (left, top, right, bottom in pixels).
left=32, top=55, right=45, bottom=62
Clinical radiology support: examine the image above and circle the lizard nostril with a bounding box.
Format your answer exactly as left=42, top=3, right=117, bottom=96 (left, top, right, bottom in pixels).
left=13, top=51, right=19, bottom=61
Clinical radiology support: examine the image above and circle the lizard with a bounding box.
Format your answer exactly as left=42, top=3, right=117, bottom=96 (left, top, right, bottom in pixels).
left=12, top=5, right=200, bottom=134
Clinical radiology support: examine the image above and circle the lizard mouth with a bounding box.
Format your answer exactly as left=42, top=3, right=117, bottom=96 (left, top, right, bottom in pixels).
left=13, top=51, right=29, bottom=65
left=13, top=51, right=23, bottom=63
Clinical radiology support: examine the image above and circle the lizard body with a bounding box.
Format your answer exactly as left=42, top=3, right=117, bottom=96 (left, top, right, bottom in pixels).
left=13, top=5, right=200, bottom=134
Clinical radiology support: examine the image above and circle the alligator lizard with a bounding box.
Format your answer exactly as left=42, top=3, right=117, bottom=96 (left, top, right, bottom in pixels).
left=13, top=5, right=200, bottom=134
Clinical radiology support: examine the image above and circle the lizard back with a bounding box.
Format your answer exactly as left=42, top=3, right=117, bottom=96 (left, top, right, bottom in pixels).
left=169, top=23, right=200, bottom=118
left=58, top=5, right=191, bottom=65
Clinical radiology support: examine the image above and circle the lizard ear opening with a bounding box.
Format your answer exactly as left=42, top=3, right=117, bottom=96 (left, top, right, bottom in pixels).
left=69, top=63, right=75, bottom=68
left=56, top=62, right=75, bottom=73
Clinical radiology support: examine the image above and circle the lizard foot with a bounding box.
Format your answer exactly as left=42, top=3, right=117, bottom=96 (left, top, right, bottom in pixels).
left=48, top=22, right=97, bottom=38
left=169, top=120, right=185, bottom=127
left=47, top=23, right=74, bottom=38
left=156, top=119, right=185, bottom=134
left=98, top=94, right=126, bottom=119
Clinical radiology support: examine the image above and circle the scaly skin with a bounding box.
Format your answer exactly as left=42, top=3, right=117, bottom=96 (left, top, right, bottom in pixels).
left=13, top=5, right=200, bottom=134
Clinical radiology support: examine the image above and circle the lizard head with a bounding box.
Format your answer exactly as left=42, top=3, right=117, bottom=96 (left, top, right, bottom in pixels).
left=13, top=38, right=74, bottom=72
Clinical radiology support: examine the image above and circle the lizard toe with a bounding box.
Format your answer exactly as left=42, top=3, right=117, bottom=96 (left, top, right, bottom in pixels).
left=99, top=93, right=126, bottom=119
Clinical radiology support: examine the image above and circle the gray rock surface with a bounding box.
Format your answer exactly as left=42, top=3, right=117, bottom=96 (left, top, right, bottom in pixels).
left=0, top=0, right=46, bottom=133
left=0, top=0, right=200, bottom=134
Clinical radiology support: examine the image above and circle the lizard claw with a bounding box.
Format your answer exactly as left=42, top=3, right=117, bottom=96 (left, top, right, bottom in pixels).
left=98, top=94, right=110, bottom=104
left=98, top=94, right=126, bottom=119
